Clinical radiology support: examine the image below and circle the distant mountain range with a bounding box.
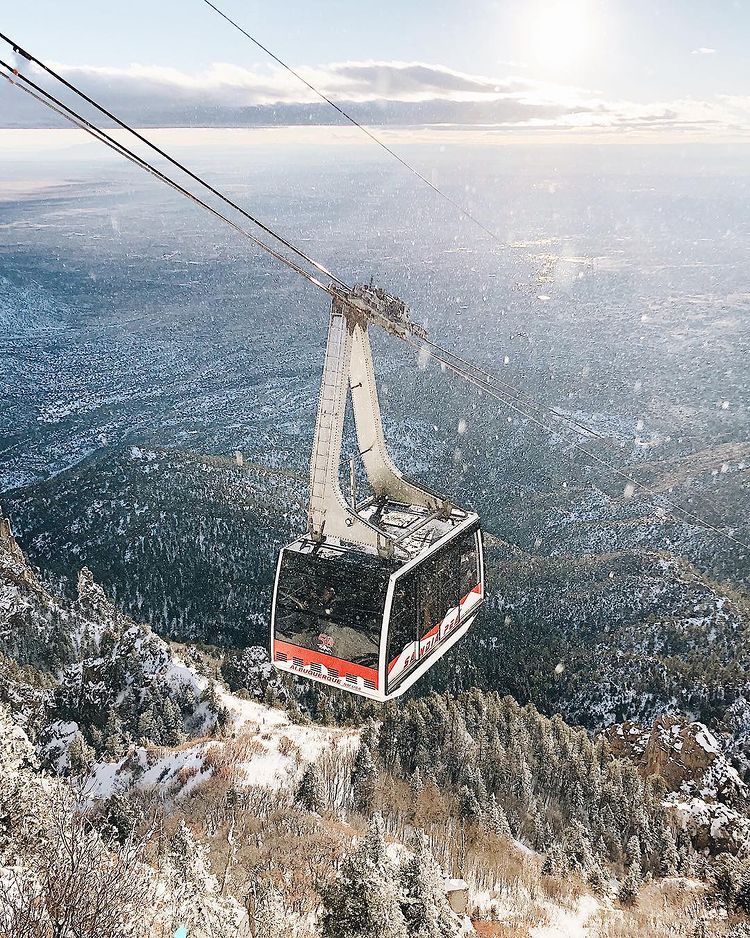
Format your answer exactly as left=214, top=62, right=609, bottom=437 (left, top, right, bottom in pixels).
left=1, top=95, right=567, bottom=130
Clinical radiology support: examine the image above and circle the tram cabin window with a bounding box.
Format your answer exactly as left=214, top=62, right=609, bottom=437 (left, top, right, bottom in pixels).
left=275, top=549, right=393, bottom=668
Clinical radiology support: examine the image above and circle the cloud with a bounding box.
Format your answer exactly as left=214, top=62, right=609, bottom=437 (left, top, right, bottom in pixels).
left=691, top=47, right=716, bottom=55
left=14, top=59, right=541, bottom=108
left=322, top=61, right=534, bottom=100
left=0, top=57, right=747, bottom=139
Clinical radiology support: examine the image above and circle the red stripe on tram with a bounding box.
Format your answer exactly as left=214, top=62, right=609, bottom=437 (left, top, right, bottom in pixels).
left=460, top=583, right=482, bottom=605
left=273, top=639, right=379, bottom=685
left=387, top=582, right=482, bottom=673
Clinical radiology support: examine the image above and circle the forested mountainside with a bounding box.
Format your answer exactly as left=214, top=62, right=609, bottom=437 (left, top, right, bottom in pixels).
left=424, top=547, right=750, bottom=741
left=2, top=446, right=298, bottom=647
left=6, top=442, right=750, bottom=752
left=2, top=509, right=750, bottom=937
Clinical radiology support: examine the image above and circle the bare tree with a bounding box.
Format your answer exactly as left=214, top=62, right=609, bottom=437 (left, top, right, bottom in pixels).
left=0, top=867, right=50, bottom=938
left=1, top=789, right=157, bottom=938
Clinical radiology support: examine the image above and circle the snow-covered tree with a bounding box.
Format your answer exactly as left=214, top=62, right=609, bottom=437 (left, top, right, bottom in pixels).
left=541, top=843, right=565, bottom=877
left=352, top=742, right=378, bottom=814
left=659, top=826, right=679, bottom=877
left=68, top=731, right=95, bottom=777
left=399, top=830, right=462, bottom=938
left=485, top=794, right=511, bottom=838
left=2, top=783, right=155, bottom=938
left=618, top=864, right=642, bottom=905
left=104, top=710, right=125, bottom=759
left=137, top=707, right=156, bottom=744
left=221, top=645, right=282, bottom=701
left=296, top=762, right=325, bottom=813
left=104, top=792, right=144, bottom=843
left=458, top=785, right=481, bottom=823
left=163, top=820, right=248, bottom=938
left=625, top=834, right=642, bottom=871
left=561, top=821, right=596, bottom=875
left=320, top=813, right=408, bottom=938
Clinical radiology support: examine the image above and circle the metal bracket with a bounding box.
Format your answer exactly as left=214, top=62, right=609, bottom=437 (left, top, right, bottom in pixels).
left=307, top=291, right=449, bottom=556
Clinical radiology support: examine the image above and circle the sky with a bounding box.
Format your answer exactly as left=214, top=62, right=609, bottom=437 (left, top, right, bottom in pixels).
left=2, top=0, right=750, bottom=139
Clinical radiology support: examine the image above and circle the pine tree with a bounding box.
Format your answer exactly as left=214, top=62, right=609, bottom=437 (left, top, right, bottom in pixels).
left=485, top=794, right=511, bottom=838
left=587, top=863, right=609, bottom=897
left=399, top=830, right=462, bottom=938
left=625, top=835, right=642, bottom=873
left=201, top=680, right=220, bottom=715
left=352, top=743, right=379, bottom=814
left=67, top=732, right=95, bottom=776
left=137, top=707, right=156, bottom=744
left=562, top=821, right=595, bottom=875
left=659, top=826, right=679, bottom=877
left=104, top=710, right=124, bottom=759
left=162, top=697, right=185, bottom=746
left=167, top=819, right=214, bottom=892
left=320, top=813, right=408, bottom=938
left=541, top=844, right=565, bottom=877
left=89, top=726, right=104, bottom=756
left=458, top=785, right=481, bottom=824
left=530, top=813, right=550, bottom=852
left=105, top=792, right=143, bottom=842
left=296, top=762, right=325, bottom=813
left=165, top=820, right=243, bottom=937
left=618, top=864, right=641, bottom=905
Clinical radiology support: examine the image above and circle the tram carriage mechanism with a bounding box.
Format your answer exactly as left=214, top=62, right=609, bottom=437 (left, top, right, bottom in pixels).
left=271, top=284, right=485, bottom=701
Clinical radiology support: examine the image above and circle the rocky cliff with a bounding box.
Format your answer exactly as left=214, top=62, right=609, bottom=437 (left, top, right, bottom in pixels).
left=606, top=714, right=750, bottom=853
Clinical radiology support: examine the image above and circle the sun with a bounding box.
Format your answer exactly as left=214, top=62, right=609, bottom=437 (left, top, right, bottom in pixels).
left=525, top=0, right=593, bottom=71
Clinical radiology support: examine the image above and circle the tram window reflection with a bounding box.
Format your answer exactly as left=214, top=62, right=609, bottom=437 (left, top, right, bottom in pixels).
left=275, top=550, right=391, bottom=668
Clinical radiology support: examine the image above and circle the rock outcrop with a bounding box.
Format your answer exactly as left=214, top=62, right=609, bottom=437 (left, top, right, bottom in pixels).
left=0, top=507, right=41, bottom=591
left=607, top=714, right=745, bottom=801
left=606, top=713, right=749, bottom=853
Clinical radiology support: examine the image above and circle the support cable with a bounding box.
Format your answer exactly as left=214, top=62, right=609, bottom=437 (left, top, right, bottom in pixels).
left=200, top=0, right=506, bottom=245
left=0, top=31, right=348, bottom=289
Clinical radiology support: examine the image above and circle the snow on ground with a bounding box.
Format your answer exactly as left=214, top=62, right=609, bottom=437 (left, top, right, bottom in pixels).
left=222, top=687, right=359, bottom=763
left=529, top=895, right=600, bottom=938
left=85, top=685, right=359, bottom=803
left=163, top=654, right=209, bottom=696
left=694, top=726, right=721, bottom=756
left=85, top=739, right=211, bottom=801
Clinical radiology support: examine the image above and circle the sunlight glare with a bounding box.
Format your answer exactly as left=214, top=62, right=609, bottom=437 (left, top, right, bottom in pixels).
left=526, top=0, right=593, bottom=70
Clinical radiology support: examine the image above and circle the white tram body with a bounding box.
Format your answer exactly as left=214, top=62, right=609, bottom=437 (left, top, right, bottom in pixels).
left=271, top=285, right=485, bottom=700
left=271, top=500, right=484, bottom=701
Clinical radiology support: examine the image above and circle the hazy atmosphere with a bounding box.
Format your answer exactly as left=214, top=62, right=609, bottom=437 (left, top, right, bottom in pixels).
left=2, top=3, right=750, bottom=937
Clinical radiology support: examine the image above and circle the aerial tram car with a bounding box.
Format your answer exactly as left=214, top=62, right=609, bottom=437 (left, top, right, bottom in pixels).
left=271, top=285, right=485, bottom=701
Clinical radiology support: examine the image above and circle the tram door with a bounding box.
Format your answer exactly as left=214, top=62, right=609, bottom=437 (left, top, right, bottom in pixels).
left=386, top=541, right=462, bottom=695
left=386, top=526, right=483, bottom=695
